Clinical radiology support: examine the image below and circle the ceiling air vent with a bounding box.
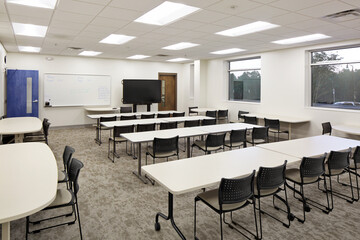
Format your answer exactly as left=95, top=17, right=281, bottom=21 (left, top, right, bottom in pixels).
left=323, top=9, right=360, bottom=22
left=155, top=54, right=170, bottom=57
left=67, top=47, right=83, bottom=51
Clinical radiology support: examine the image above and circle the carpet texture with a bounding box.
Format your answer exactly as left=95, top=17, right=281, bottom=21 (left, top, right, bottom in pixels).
left=3, top=126, right=360, bottom=240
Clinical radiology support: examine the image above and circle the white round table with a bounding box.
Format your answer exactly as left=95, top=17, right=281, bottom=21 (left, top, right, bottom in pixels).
left=0, top=117, right=42, bottom=143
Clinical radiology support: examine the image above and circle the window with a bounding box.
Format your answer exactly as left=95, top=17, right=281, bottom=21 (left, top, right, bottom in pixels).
left=311, top=46, right=360, bottom=110
left=228, top=57, right=261, bottom=102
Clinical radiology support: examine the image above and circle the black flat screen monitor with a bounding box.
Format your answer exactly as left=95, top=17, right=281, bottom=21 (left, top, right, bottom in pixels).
left=123, top=79, right=161, bottom=104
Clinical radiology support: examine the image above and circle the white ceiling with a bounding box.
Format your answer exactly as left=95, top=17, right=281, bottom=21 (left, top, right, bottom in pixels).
left=1, top=0, right=360, bottom=62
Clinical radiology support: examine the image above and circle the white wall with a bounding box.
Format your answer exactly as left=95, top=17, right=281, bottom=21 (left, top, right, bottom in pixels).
left=6, top=53, right=187, bottom=126
left=206, top=39, right=360, bottom=139
left=0, top=42, right=6, bottom=117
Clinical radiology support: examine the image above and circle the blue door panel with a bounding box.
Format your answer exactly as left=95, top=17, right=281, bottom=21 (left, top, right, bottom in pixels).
left=7, top=69, right=39, bottom=117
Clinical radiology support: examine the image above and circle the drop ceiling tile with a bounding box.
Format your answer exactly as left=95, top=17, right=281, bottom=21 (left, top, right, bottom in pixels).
left=47, top=27, right=80, bottom=39
left=6, top=3, right=53, bottom=20
left=98, top=6, right=141, bottom=21
left=236, top=5, right=289, bottom=20
left=49, top=20, right=87, bottom=31
left=89, top=17, right=128, bottom=28
left=2, top=44, right=18, bottom=52
left=340, top=0, right=360, bottom=7
left=152, top=27, right=185, bottom=36
left=338, top=19, right=360, bottom=28
left=212, top=16, right=253, bottom=27
left=271, top=13, right=311, bottom=25
left=52, top=10, right=94, bottom=24
left=168, top=20, right=204, bottom=30
left=0, top=13, right=8, bottom=22
left=185, top=10, right=229, bottom=24
left=205, top=0, right=261, bottom=15
left=193, top=23, right=227, bottom=34
left=9, top=14, right=50, bottom=25
left=15, top=36, right=44, bottom=46
left=41, top=48, right=64, bottom=55
left=57, top=0, right=105, bottom=16
left=287, top=19, right=330, bottom=30
left=298, top=1, right=355, bottom=18
left=253, top=0, right=278, bottom=4
left=119, top=22, right=159, bottom=35
left=269, top=0, right=332, bottom=11
left=179, top=30, right=208, bottom=39
left=82, top=24, right=119, bottom=35
left=108, top=0, right=164, bottom=12
left=74, top=0, right=112, bottom=5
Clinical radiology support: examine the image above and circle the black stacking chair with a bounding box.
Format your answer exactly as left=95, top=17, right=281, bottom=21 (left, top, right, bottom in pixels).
left=224, top=129, right=247, bottom=150
left=264, top=118, right=289, bottom=141
left=108, top=125, right=134, bottom=162
left=238, top=111, right=249, bottom=121
left=189, top=106, right=198, bottom=116
left=254, top=161, right=293, bottom=240
left=24, top=121, right=51, bottom=145
left=146, top=136, right=179, bottom=165
left=191, top=133, right=226, bottom=156
left=157, top=113, right=171, bottom=118
left=173, top=112, right=185, bottom=117
left=202, top=118, right=216, bottom=126
left=97, top=116, right=116, bottom=144
left=217, top=110, right=228, bottom=123
left=185, top=120, right=200, bottom=128
left=319, top=149, right=354, bottom=211
left=160, top=122, right=178, bottom=130
left=341, top=146, right=360, bottom=201
left=133, top=123, right=156, bottom=158
left=120, top=115, right=137, bottom=120
left=26, top=158, right=84, bottom=240
left=141, top=114, right=155, bottom=119
left=322, top=122, right=332, bottom=135
left=58, top=146, right=75, bottom=189
left=244, top=116, right=258, bottom=125
left=194, top=171, right=258, bottom=240
left=285, top=154, right=329, bottom=223
left=206, top=110, right=217, bottom=118
left=25, top=118, right=49, bottom=137
left=120, top=106, right=132, bottom=113
left=247, top=127, right=268, bottom=146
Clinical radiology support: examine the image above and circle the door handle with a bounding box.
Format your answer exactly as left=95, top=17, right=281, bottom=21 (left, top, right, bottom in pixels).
left=33, top=99, right=38, bottom=103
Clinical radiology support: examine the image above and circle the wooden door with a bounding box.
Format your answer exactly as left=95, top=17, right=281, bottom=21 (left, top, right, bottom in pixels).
left=158, top=73, right=177, bottom=111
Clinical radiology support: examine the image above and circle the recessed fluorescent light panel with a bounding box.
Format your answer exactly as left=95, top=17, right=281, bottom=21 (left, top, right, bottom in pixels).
left=127, top=55, right=150, bottom=59
left=6, top=0, right=57, bottom=9
left=163, top=42, right=199, bottom=50
left=135, top=1, right=200, bottom=26
left=100, top=34, right=136, bottom=45
left=210, top=48, right=245, bottom=55
left=12, top=23, right=47, bottom=37
left=167, top=58, right=190, bottom=62
left=216, top=21, right=279, bottom=37
left=272, top=34, right=331, bottom=45
left=18, top=46, right=41, bottom=52
left=79, top=51, right=102, bottom=56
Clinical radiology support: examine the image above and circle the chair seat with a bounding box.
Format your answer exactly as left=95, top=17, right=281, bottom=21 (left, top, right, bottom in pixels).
left=24, top=131, right=43, bottom=137
left=58, top=170, right=68, bottom=182
left=324, top=164, right=345, bottom=175
left=253, top=178, right=279, bottom=197
left=269, top=128, right=289, bottom=134
left=197, top=188, right=247, bottom=211
left=224, top=140, right=243, bottom=148
left=147, top=147, right=177, bottom=158
left=23, top=135, right=46, bottom=142
left=285, top=168, right=319, bottom=184
left=109, top=136, right=127, bottom=142
left=193, top=140, right=223, bottom=152
left=47, top=189, right=74, bottom=208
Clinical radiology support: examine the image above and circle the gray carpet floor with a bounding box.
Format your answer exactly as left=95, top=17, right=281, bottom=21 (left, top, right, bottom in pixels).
left=4, top=126, right=360, bottom=240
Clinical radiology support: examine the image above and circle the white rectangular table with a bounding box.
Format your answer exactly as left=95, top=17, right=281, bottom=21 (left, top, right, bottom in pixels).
left=0, top=143, right=58, bottom=240
left=257, top=135, right=360, bottom=158
left=84, top=107, right=120, bottom=112
left=243, top=113, right=310, bottom=139
left=142, top=147, right=300, bottom=239
left=191, top=108, right=227, bottom=114
left=0, top=117, right=42, bottom=143
left=333, top=124, right=360, bottom=136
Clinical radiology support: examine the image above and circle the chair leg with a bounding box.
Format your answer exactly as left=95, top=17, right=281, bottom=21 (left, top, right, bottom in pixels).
left=220, top=213, right=223, bottom=240
left=75, top=200, right=83, bottom=240
left=194, top=197, right=199, bottom=240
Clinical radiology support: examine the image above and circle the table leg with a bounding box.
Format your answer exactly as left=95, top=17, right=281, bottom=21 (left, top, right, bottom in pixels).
left=155, top=192, right=186, bottom=240
left=94, top=119, right=101, bottom=145
left=132, top=142, right=148, bottom=184
left=187, top=137, right=191, bottom=158
left=288, top=123, right=292, bottom=140
left=2, top=222, right=10, bottom=240
left=15, top=134, right=23, bottom=143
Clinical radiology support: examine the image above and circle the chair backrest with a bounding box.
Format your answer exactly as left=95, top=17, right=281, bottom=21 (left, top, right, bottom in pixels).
left=202, top=118, right=216, bottom=126
left=252, top=127, right=268, bottom=142
left=327, top=149, right=351, bottom=171
left=68, top=158, right=84, bottom=195
left=137, top=123, right=156, bottom=132
left=63, top=145, right=75, bottom=172
left=238, top=111, right=249, bottom=120
left=219, top=170, right=255, bottom=207
left=157, top=113, right=171, bottom=118
left=141, top=114, right=155, bottom=119
left=120, top=106, right=132, bottom=113
left=264, top=118, right=280, bottom=130
left=244, top=116, right=258, bottom=125
left=43, top=121, right=51, bottom=137
left=322, top=122, right=332, bottom=135
left=160, top=122, right=177, bottom=130
left=300, top=155, right=326, bottom=179
left=257, top=161, right=287, bottom=190
left=173, top=112, right=185, bottom=117
left=353, top=146, right=360, bottom=165
left=120, top=115, right=137, bottom=120
left=217, top=110, right=228, bottom=118
left=113, top=125, right=134, bottom=137
left=153, top=136, right=179, bottom=154
left=230, top=129, right=247, bottom=145
left=189, top=106, right=198, bottom=114
left=100, top=116, right=116, bottom=122
left=206, top=133, right=226, bottom=148
left=184, top=120, right=200, bottom=128
left=206, top=110, right=217, bottom=118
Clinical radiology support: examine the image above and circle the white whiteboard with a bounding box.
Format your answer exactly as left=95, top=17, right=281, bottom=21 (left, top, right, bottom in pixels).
left=44, top=73, right=111, bottom=107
